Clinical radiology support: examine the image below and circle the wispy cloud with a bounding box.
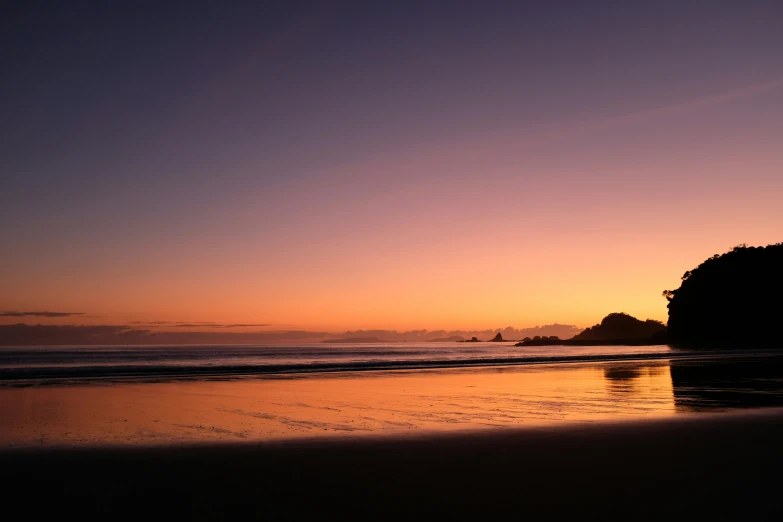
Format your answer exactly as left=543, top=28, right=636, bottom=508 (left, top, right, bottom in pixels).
left=129, top=321, right=270, bottom=328
left=0, top=311, right=85, bottom=318
left=0, top=323, right=584, bottom=345
left=171, top=323, right=270, bottom=328
left=219, top=323, right=271, bottom=328
left=332, top=325, right=582, bottom=342
left=0, top=324, right=329, bottom=345
left=585, top=77, right=783, bottom=132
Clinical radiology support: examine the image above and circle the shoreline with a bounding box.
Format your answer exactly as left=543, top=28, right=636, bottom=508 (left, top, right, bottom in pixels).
left=2, top=405, right=780, bottom=453
left=3, top=346, right=782, bottom=386
left=3, top=410, right=782, bottom=520
left=4, top=354, right=783, bottom=449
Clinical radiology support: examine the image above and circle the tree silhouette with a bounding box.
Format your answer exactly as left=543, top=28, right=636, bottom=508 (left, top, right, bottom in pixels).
left=663, top=243, right=783, bottom=347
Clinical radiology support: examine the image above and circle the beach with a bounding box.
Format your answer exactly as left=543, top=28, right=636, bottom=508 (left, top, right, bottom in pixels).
left=5, top=2, right=782, bottom=519
left=3, top=410, right=782, bottom=520
left=3, top=347, right=783, bottom=447
left=2, top=350, right=783, bottom=519
left=0, top=358, right=679, bottom=447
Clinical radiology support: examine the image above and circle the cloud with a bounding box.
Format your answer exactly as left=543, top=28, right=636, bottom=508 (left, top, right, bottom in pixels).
left=0, top=323, right=584, bottom=345
left=219, top=323, right=271, bottom=328
left=329, top=324, right=583, bottom=342
left=0, top=311, right=85, bottom=318
left=129, top=321, right=271, bottom=328
left=169, top=322, right=270, bottom=328
left=0, top=324, right=328, bottom=345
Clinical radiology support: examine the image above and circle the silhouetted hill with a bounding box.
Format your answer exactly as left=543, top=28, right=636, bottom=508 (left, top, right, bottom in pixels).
left=663, top=243, right=783, bottom=348
left=488, top=333, right=504, bottom=342
left=572, top=313, right=666, bottom=341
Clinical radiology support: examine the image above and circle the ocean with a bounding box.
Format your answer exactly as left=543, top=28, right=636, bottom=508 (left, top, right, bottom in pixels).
left=1, top=342, right=681, bottom=383
left=2, top=343, right=783, bottom=447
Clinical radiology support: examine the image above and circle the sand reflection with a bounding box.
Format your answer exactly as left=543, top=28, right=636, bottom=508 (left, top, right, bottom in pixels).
left=0, top=362, right=677, bottom=447
left=603, top=363, right=675, bottom=407
left=671, top=357, right=783, bottom=411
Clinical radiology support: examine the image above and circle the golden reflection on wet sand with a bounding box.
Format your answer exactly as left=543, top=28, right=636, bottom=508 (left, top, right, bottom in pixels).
left=0, top=361, right=675, bottom=447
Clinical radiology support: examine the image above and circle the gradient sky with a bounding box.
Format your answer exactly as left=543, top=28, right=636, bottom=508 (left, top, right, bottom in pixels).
left=1, top=1, right=782, bottom=332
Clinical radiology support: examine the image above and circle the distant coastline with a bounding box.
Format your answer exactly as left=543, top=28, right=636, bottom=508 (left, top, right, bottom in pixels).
left=514, top=312, right=667, bottom=347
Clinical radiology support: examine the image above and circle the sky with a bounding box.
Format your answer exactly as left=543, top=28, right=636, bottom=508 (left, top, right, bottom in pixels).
left=1, top=1, right=782, bottom=335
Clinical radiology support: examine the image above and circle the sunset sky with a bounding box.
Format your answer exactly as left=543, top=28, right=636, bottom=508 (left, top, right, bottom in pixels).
left=1, top=2, right=782, bottom=333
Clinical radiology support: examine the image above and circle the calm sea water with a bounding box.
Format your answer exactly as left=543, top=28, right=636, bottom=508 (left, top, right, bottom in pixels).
left=2, top=343, right=783, bottom=447
left=0, top=342, right=681, bottom=382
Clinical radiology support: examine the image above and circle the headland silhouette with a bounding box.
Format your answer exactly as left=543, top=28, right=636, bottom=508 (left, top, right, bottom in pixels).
left=663, top=243, right=783, bottom=348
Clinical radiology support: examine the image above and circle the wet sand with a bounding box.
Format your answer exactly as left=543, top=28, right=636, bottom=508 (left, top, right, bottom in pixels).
left=2, top=409, right=782, bottom=521
left=0, top=361, right=678, bottom=447
left=3, top=356, right=783, bottom=520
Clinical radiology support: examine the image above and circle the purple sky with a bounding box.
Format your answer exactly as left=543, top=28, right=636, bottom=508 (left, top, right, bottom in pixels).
left=1, top=1, right=782, bottom=331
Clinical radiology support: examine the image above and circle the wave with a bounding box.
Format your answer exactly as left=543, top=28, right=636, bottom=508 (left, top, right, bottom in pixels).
left=0, top=348, right=771, bottom=385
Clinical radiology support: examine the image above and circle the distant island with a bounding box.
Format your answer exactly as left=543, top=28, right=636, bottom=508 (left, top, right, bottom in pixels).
left=457, top=333, right=507, bottom=343
left=663, top=243, right=783, bottom=348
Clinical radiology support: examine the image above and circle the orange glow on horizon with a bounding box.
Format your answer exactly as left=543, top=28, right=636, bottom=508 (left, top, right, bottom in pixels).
left=2, top=88, right=781, bottom=332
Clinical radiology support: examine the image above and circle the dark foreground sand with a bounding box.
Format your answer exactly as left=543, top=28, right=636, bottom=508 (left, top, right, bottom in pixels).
left=2, top=409, right=782, bottom=521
